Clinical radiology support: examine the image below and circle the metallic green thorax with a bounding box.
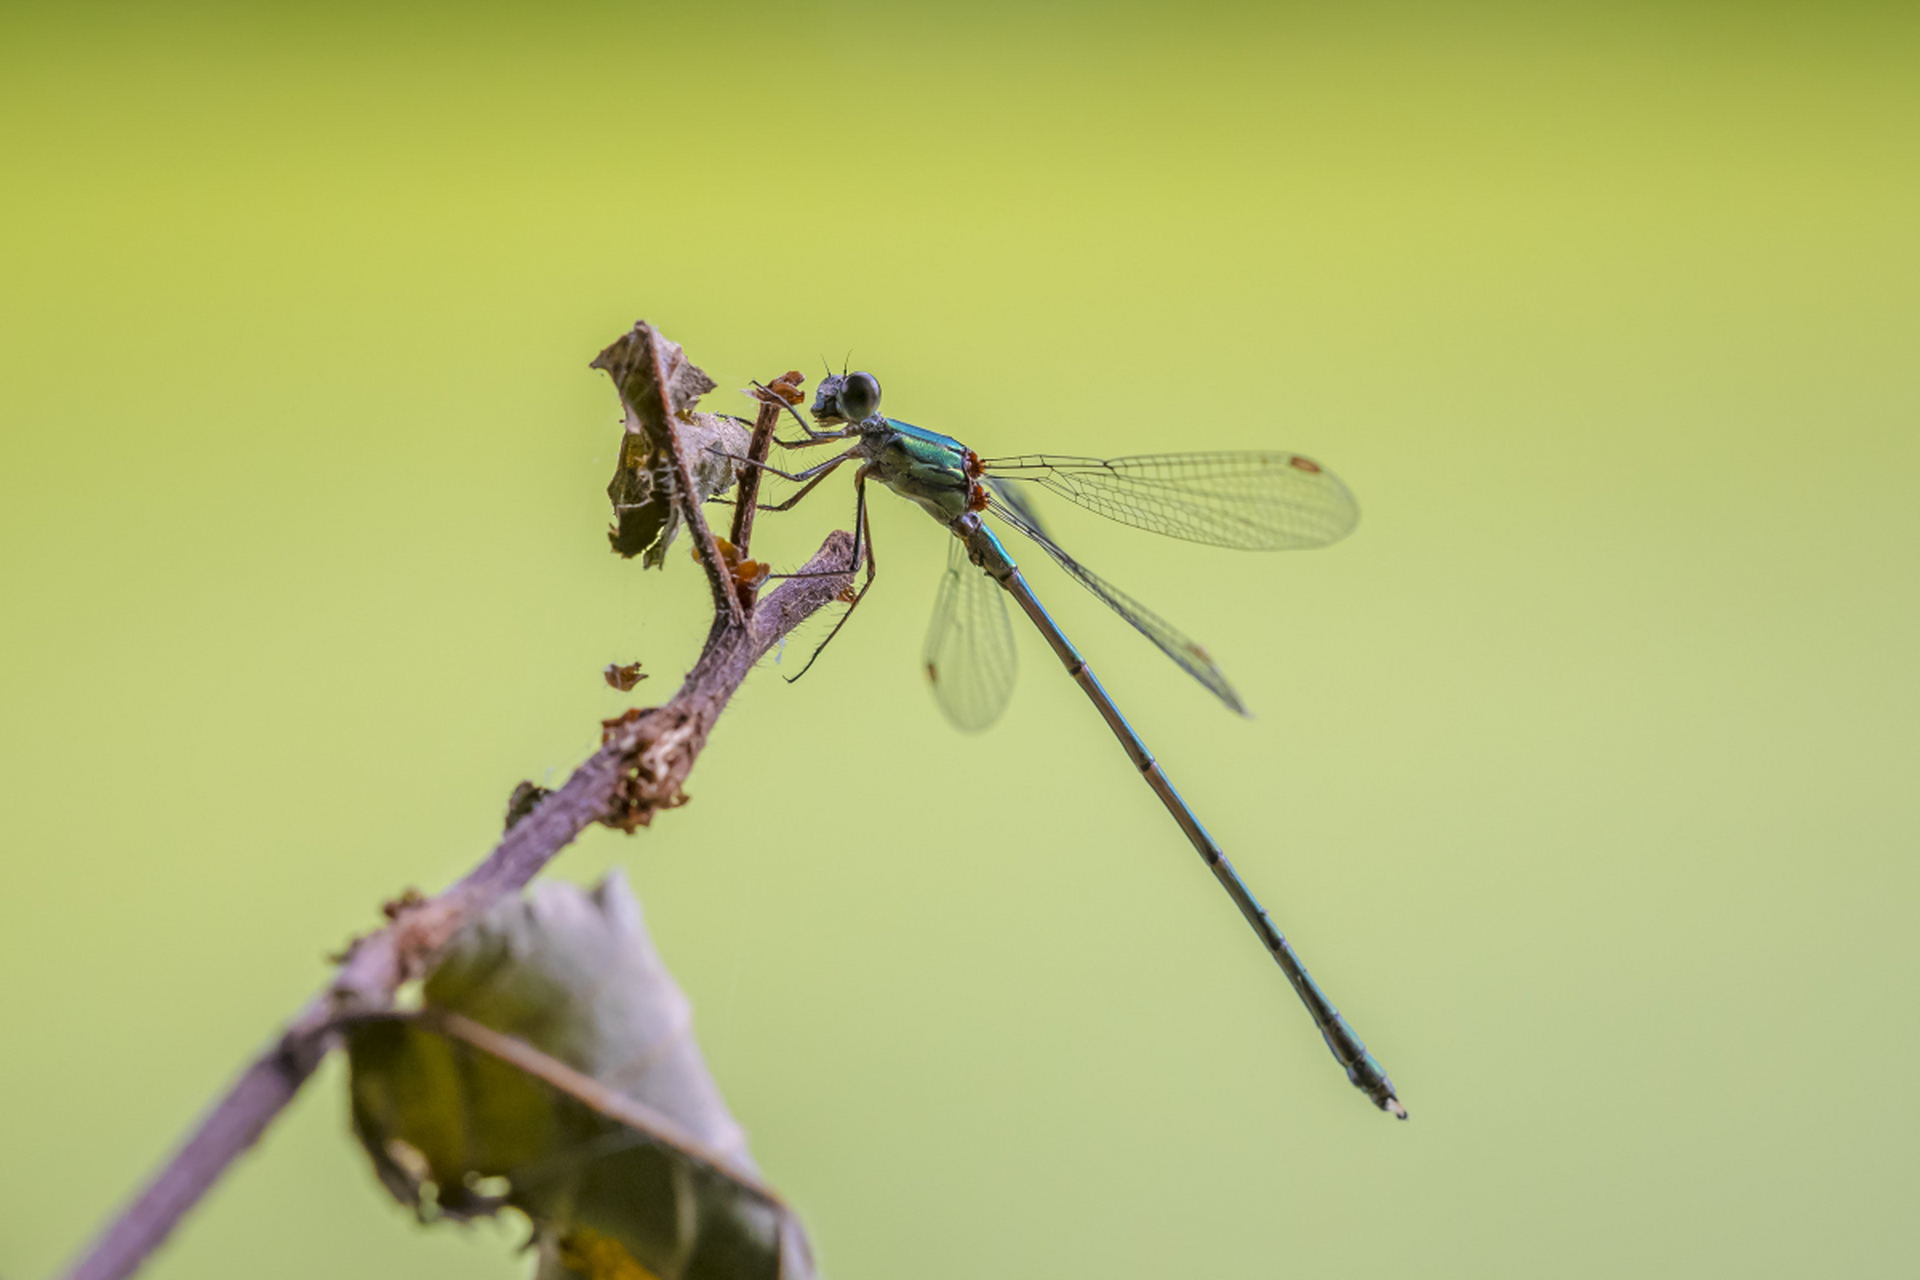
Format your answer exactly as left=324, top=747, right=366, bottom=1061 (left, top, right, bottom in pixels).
left=856, top=418, right=977, bottom=524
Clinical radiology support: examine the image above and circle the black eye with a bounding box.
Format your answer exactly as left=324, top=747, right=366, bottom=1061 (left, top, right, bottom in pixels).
left=840, top=371, right=881, bottom=422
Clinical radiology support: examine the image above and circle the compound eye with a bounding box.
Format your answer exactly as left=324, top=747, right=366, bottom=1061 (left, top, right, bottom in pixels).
left=839, top=371, right=881, bottom=421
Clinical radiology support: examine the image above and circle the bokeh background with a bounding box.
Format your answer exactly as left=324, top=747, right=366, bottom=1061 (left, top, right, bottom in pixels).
left=3, top=2, right=1916, bottom=1277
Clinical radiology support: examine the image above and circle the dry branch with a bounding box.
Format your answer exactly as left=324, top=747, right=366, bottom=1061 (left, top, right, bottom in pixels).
left=60, top=323, right=851, bottom=1280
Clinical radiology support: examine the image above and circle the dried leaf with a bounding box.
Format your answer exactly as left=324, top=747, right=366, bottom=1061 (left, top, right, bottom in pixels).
left=761, top=371, right=805, bottom=407
left=347, top=873, right=814, bottom=1280
left=594, top=323, right=749, bottom=566
left=604, top=662, right=648, bottom=692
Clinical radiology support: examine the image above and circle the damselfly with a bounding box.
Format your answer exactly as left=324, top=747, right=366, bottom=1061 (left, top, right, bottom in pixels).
left=731, top=371, right=1404, bottom=1118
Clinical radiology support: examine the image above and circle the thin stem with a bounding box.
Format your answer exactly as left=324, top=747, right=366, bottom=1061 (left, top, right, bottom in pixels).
left=727, top=387, right=787, bottom=609
left=648, top=335, right=743, bottom=630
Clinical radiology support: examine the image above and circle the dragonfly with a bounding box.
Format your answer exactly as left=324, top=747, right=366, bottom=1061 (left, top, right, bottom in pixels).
left=730, top=370, right=1404, bottom=1118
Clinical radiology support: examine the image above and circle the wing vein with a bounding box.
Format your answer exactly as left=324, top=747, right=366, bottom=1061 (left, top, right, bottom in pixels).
left=982, top=451, right=1359, bottom=550
left=988, top=497, right=1247, bottom=716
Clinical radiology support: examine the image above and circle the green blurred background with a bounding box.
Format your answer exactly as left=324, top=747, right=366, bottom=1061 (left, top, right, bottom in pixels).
left=3, top=2, right=1915, bottom=1276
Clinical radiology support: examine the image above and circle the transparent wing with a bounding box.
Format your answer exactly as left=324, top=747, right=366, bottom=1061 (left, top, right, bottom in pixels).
left=989, top=497, right=1248, bottom=716
left=922, top=536, right=1018, bottom=732
left=981, top=451, right=1358, bottom=550
left=983, top=474, right=1050, bottom=541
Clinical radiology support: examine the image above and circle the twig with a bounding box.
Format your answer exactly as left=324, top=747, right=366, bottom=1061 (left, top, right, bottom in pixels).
left=727, top=382, right=792, bottom=610
left=58, top=333, right=856, bottom=1280
left=648, top=333, right=746, bottom=631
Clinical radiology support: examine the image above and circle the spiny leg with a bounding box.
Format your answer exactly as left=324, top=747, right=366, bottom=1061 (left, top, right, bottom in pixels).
left=754, top=456, right=859, bottom=514
left=771, top=433, right=852, bottom=451
left=761, top=461, right=871, bottom=581
left=716, top=446, right=867, bottom=599
left=713, top=447, right=858, bottom=486
left=706, top=448, right=856, bottom=537
left=713, top=446, right=862, bottom=516
left=785, top=469, right=880, bottom=684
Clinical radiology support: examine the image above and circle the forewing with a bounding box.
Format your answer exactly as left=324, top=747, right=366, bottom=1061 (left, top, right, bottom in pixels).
left=989, top=498, right=1248, bottom=716
left=983, top=452, right=1358, bottom=550
left=922, top=536, right=1018, bottom=732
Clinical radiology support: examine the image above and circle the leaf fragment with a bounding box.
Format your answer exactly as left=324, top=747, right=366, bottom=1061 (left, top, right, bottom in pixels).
left=604, top=662, right=648, bottom=692
left=594, top=322, right=749, bottom=566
